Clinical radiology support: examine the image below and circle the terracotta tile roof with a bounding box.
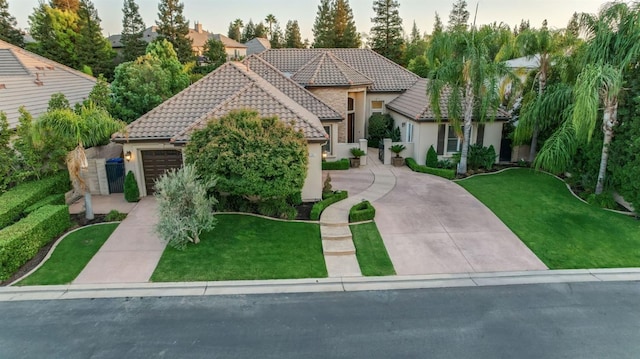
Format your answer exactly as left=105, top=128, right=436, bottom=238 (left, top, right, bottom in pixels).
left=257, top=48, right=420, bottom=92
left=387, top=79, right=510, bottom=121
left=0, top=39, right=97, bottom=128
left=243, top=55, right=342, bottom=121
left=291, top=52, right=372, bottom=87
left=114, top=61, right=327, bottom=143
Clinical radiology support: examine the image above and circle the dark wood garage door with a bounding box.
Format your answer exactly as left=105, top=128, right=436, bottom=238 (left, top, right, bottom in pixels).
left=141, top=150, right=183, bottom=194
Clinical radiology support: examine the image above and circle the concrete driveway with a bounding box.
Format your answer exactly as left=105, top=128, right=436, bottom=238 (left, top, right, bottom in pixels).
left=328, top=159, right=547, bottom=276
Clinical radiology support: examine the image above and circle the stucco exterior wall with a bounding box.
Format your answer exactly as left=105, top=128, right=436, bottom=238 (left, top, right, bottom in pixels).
left=122, top=142, right=184, bottom=198
left=302, top=143, right=323, bottom=202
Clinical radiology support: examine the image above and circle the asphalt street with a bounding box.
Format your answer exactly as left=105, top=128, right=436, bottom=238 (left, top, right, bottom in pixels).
left=1, top=281, right=639, bottom=358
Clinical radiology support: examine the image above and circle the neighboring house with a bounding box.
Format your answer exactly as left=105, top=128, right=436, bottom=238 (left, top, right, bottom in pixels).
left=108, top=24, right=248, bottom=59
left=0, top=39, right=96, bottom=128
left=245, top=37, right=271, bottom=56
left=115, top=48, right=509, bottom=199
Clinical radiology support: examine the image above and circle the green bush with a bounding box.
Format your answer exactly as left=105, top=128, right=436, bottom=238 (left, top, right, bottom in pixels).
left=468, top=144, right=497, bottom=170
left=257, top=199, right=297, bottom=220
left=310, top=190, right=349, bottom=220
left=586, top=192, right=618, bottom=210
left=124, top=171, right=140, bottom=202
left=426, top=145, right=438, bottom=168
left=367, top=113, right=394, bottom=148
left=0, top=205, right=71, bottom=280
left=406, top=158, right=456, bottom=180
left=23, top=193, right=66, bottom=215
left=322, top=158, right=350, bottom=170
left=0, top=173, right=69, bottom=229
left=105, top=210, right=127, bottom=222
left=350, top=147, right=365, bottom=158
left=349, top=201, right=376, bottom=222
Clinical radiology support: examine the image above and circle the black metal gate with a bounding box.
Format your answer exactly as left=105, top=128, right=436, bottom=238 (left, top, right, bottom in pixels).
left=378, top=141, right=384, bottom=162
left=105, top=159, right=125, bottom=193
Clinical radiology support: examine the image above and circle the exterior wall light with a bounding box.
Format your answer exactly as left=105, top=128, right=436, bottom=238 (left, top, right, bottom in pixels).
left=125, top=151, right=132, bottom=162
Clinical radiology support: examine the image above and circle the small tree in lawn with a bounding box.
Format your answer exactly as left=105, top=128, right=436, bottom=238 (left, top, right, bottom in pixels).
left=154, top=164, right=217, bottom=250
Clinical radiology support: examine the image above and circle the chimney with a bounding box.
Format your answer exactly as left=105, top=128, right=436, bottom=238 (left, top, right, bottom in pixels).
left=195, top=22, right=203, bottom=34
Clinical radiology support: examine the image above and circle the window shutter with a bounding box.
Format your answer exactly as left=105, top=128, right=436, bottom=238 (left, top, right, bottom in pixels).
left=476, top=124, right=485, bottom=146
left=436, top=124, right=445, bottom=155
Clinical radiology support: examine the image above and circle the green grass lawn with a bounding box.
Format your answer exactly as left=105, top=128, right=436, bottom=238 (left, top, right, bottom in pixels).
left=17, top=223, right=118, bottom=286
left=151, top=214, right=327, bottom=281
left=457, top=168, right=640, bottom=269
left=351, top=222, right=396, bottom=276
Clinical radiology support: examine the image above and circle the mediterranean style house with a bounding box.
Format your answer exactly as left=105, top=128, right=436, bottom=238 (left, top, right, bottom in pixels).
left=114, top=48, right=509, bottom=200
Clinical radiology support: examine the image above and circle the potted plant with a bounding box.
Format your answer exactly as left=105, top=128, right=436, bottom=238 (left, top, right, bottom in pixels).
left=349, top=147, right=366, bottom=168
left=389, top=144, right=406, bottom=167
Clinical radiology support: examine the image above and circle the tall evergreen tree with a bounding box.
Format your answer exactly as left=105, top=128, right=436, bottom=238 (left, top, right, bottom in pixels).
left=312, top=0, right=333, bottom=47
left=332, top=0, right=360, bottom=48
left=242, top=19, right=256, bottom=42
left=285, top=20, right=304, bottom=48
left=50, top=0, right=80, bottom=12
left=76, top=0, right=114, bottom=78
left=369, top=0, right=404, bottom=64
left=155, top=0, right=192, bottom=63
left=254, top=22, right=267, bottom=38
left=227, top=18, right=243, bottom=42
left=447, top=0, right=469, bottom=31
left=270, top=22, right=284, bottom=49
left=121, top=0, right=146, bottom=62
left=28, top=3, right=80, bottom=68
left=0, top=0, right=24, bottom=47
left=566, top=12, right=580, bottom=38
left=433, top=12, right=443, bottom=35
left=409, top=20, right=420, bottom=44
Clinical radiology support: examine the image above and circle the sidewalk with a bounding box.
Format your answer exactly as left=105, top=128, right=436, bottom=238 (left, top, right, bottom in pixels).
left=73, top=197, right=166, bottom=284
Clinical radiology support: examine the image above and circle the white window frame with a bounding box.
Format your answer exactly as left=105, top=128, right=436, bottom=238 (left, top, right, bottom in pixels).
left=371, top=100, right=384, bottom=115
left=446, top=125, right=462, bottom=153
left=406, top=122, right=414, bottom=143
left=322, top=125, right=332, bottom=155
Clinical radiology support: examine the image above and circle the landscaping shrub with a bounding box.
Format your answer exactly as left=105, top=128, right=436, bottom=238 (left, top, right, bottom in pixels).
left=349, top=201, right=376, bottom=222
left=105, top=210, right=127, bottom=222
left=0, top=205, right=71, bottom=280
left=257, top=199, right=297, bottom=220
left=124, top=171, right=140, bottom=202
left=23, top=193, right=66, bottom=215
left=406, top=158, right=456, bottom=180
left=467, top=144, right=497, bottom=170
left=310, top=190, right=348, bottom=220
left=0, top=173, right=69, bottom=229
left=367, top=113, right=393, bottom=148
left=426, top=145, right=438, bottom=168
left=586, top=192, right=618, bottom=210
left=322, top=158, right=350, bottom=170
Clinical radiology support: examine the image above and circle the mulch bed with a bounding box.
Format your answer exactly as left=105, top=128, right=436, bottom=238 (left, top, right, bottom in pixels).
left=294, top=202, right=314, bottom=221
left=0, top=214, right=107, bottom=287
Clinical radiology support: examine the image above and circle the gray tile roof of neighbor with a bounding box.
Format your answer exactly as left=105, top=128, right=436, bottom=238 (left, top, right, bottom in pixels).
left=245, top=37, right=271, bottom=55
left=211, top=34, right=247, bottom=49
left=387, top=79, right=510, bottom=121
left=0, top=39, right=97, bottom=128
left=257, top=48, right=420, bottom=92
left=115, top=61, right=327, bottom=143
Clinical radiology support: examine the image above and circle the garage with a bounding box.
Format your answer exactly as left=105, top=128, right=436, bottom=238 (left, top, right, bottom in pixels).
left=141, top=150, right=183, bottom=194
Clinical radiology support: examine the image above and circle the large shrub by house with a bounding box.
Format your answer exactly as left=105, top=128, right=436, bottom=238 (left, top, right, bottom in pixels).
left=185, top=110, right=308, bottom=219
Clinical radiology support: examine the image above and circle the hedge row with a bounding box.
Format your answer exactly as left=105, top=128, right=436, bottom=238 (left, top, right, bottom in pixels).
left=405, top=158, right=456, bottom=180
left=322, top=158, right=350, bottom=170
left=0, top=205, right=71, bottom=280
left=310, top=190, right=349, bottom=220
left=0, top=173, right=70, bottom=229
left=23, top=193, right=66, bottom=215
left=349, top=201, right=376, bottom=222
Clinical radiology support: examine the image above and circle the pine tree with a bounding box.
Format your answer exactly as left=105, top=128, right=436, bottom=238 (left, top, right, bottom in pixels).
left=242, top=19, right=256, bottom=42
left=333, top=0, right=360, bottom=48
left=155, top=0, right=193, bottom=63
left=77, top=0, right=115, bottom=78
left=0, top=0, right=24, bottom=47
left=312, top=0, right=333, bottom=47
left=227, top=18, right=242, bottom=42
left=28, top=3, right=80, bottom=69
left=121, top=0, right=146, bottom=62
left=447, top=0, right=469, bottom=31
left=433, top=12, right=443, bottom=35
left=369, top=0, right=404, bottom=64
left=50, top=0, right=80, bottom=12
left=270, top=22, right=284, bottom=49
left=254, top=22, right=267, bottom=38
left=566, top=12, right=580, bottom=38
left=284, top=20, right=304, bottom=48
left=409, top=20, right=420, bottom=44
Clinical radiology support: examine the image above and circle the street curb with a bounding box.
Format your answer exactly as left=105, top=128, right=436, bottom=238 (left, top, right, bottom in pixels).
left=2, top=268, right=639, bottom=302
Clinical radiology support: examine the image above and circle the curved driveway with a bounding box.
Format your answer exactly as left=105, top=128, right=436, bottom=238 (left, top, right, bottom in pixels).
left=329, top=156, right=547, bottom=276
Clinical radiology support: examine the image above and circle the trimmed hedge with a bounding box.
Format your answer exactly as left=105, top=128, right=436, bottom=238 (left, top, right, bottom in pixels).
left=406, top=158, right=456, bottom=180
left=23, top=194, right=66, bottom=215
left=310, top=190, right=349, bottom=220
left=0, top=205, right=71, bottom=280
left=349, top=201, right=376, bottom=222
left=0, top=173, right=70, bottom=229
left=322, top=158, right=350, bottom=170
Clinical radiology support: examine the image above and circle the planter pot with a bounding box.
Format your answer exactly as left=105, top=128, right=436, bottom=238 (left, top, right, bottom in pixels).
left=350, top=157, right=361, bottom=168
left=391, top=157, right=404, bottom=167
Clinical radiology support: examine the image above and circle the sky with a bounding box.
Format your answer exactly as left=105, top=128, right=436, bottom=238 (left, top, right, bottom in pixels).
left=8, top=0, right=606, bottom=41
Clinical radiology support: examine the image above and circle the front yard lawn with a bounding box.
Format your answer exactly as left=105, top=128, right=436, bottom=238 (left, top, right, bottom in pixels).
left=351, top=222, right=396, bottom=276
left=151, top=214, right=327, bottom=281
left=457, top=169, right=640, bottom=269
left=17, top=223, right=118, bottom=286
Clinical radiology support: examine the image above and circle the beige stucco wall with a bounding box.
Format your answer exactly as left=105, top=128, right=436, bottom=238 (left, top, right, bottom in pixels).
left=122, top=142, right=184, bottom=198
left=302, top=143, right=323, bottom=202
left=365, top=93, right=401, bottom=139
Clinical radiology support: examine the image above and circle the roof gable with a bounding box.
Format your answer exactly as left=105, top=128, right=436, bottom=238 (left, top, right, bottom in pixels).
left=291, top=52, right=372, bottom=87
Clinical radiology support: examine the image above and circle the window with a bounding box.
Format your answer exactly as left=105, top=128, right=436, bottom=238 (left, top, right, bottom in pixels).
left=322, top=126, right=332, bottom=154
left=447, top=126, right=462, bottom=153
left=347, top=98, right=355, bottom=143
left=406, top=122, right=414, bottom=143
left=371, top=100, right=384, bottom=114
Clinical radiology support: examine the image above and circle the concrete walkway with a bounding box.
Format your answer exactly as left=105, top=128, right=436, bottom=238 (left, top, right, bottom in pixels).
left=69, top=193, right=137, bottom=215
left=73, top=197, right=166, bottom=284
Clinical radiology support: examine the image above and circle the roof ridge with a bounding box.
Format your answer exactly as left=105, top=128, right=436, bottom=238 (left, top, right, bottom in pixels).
left=362, top=48, right=421, bottom=82
left=325, top=51, right=373, bottom=84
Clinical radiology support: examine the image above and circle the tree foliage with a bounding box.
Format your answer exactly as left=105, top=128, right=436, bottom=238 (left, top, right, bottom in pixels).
left=369, top=0, right=404, bottom=64
left=121, top=0, right=147, bottom=62
left=227, top=18, right=243, bottom=42
left=0, top=0, right=24, bottom=47
left=77, top=0, right=115, bottom=78
left=154, top=164, right=217, bottom=250
left=199, top=38, right=226, bottom=72
left=28, top=3, right=80, bottom=69
left=447, top=0, right=469, bottom=31
left=285, top=20, right=305, bottom=48
left=312, top=0, right=360, bottom=48
left=155, top=0, right=192, bottom=63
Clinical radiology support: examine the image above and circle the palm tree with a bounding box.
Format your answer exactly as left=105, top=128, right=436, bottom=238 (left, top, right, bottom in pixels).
left=535, top=2, right=640, bottom=194
left=33, top=104, right=126, bottom=219
left=425, top=26, right=511, bottom=175
left=265, top=14, right=276, bottom=39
